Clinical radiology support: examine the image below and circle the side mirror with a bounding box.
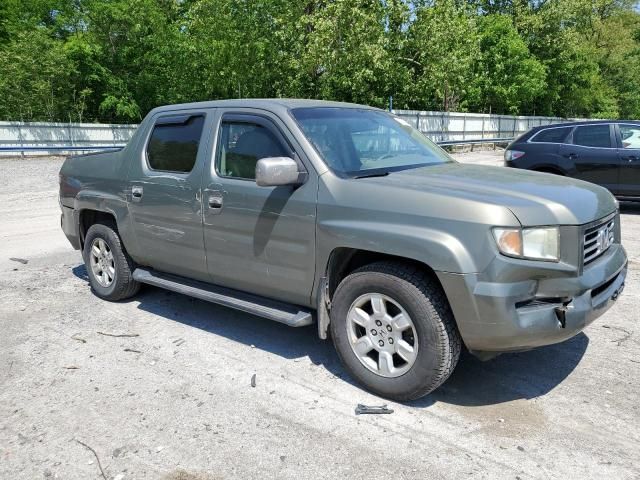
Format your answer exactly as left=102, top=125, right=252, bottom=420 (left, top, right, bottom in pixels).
left=255, top=157, right=303, bottom=187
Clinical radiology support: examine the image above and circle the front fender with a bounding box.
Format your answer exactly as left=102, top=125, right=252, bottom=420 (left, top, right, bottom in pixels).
left=316, top=219, right=478, bottom=274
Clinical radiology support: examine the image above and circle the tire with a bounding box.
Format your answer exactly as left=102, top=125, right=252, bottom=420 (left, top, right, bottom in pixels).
left=330, top=261, right=461, bottom=401
left=83, top=221, right=140, bottom=301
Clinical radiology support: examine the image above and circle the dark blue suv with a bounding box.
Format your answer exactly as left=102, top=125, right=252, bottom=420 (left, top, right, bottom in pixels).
left=505, top=120, right=640, bottom=200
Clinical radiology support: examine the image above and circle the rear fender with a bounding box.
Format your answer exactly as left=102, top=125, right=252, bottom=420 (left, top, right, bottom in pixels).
left=74, top=190, right=138, bottom=259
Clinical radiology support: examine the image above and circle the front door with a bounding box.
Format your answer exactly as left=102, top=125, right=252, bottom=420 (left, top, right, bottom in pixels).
left=127, top=111, right=210, bottom=281
left=202, top=111, right=317, bottom=306
left=559, top=123, right=620, bottom=193
left=615, top=123, right=640, bottom=198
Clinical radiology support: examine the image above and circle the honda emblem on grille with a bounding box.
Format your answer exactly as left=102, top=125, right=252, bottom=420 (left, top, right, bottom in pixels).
left=597, top=225, right=613, bottom=252
left=584, top=219, right=615, bottom=265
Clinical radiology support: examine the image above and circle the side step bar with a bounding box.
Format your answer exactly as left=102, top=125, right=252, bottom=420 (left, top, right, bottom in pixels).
left=132, top=268, right=314, bottom=327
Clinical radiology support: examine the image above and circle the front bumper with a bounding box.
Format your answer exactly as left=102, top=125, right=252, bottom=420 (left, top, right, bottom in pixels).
left=438, top=244, right=627, bottom=352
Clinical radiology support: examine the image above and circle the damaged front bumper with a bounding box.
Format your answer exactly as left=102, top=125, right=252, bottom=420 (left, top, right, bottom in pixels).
left=437, top=243, right=627, bottom=354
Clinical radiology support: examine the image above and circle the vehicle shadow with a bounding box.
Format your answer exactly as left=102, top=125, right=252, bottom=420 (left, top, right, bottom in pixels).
left=412, top=333, right=588, bottom=408
left=72, top=264, right=589, bottom=408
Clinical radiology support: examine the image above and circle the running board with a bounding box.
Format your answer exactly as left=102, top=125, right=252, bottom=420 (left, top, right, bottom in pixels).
left=132, top=268, right=314, bottom=328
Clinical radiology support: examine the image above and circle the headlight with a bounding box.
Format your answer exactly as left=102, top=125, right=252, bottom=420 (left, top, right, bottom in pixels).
left=493, top=227, right=560, bottom=261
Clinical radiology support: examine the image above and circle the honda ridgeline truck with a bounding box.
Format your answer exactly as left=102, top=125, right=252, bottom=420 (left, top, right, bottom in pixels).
left=59, top=100, right=627, bottom=401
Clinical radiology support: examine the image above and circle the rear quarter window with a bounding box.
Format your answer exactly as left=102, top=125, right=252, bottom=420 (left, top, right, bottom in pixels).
left=530, top=127, right=572, bottom=143
left=147, top=115, right=205, bottom=172
left=619, top=124, right=640, bottom=149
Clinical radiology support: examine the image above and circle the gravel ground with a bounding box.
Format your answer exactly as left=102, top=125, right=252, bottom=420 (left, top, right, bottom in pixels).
left=1, top=153, right=639, bottom=480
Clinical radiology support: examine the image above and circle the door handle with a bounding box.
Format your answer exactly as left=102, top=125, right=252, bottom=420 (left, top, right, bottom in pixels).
left=566, top=153, right=578, bottom=160
left=208, top=192, right=224, bottom=211
left=131, top=186, right=143, bottom=202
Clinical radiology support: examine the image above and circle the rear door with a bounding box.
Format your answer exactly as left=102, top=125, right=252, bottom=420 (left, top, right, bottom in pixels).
left=201, top=110, right=318, bottom=306
left=516, top=126, right=573, bottom=171
left=559, top=124, right=620, bottom=193
left=127, top=110, right=211, bottom=282
left=615, top=123, right=640, bottom=198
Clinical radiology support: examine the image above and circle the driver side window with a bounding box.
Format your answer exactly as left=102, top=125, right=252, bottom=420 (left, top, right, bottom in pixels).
left=216, top=120, right=288, bottom=180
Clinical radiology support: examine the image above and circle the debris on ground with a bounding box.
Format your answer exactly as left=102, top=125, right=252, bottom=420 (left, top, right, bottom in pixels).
left=124, top=348, right=142, bottom=354
left=62, top=366, right=79, bottom=370
left=251, top=374, right=256, bottom=388
left=71, top=334, right=87, bottom=343
left=74, top=439, right=107, bottom=480
left=355, top=404, right=394, bottom=415
left=601, top=324, right=633, bottom=346
left=97, top=331, right=139, bottom=338
left=172, top=338, right=185, bottom=346
left=9, top=257, right=28, bottom=264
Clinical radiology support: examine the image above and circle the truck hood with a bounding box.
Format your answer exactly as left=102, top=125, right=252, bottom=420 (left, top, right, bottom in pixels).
left=360, top=163, right=617, bottom=226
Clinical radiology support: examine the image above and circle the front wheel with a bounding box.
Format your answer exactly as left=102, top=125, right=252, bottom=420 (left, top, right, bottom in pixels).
left=330, top=261, right=461, bottom=401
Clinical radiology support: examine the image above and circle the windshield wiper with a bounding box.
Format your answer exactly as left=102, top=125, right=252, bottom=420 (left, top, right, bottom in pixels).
left=353, top=171, right=390, bottom=179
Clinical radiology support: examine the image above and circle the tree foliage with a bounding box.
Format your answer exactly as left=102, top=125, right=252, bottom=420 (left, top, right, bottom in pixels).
left=1, top=0, right=640, bottom=122
left=406, top=0, right=479, bottom=111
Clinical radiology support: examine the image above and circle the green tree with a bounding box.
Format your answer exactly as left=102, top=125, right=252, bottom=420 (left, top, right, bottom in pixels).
left=526, top=1, right=619, bottom=117
left=471, top=14, right=546, bottom=114
left=0, top=29, right=82, bottom=121
left=290, top=0, right=401, bottom=107
left=591, top=10, right=640, bottom=118
left=2, top=0, right=640, bottom=122
left=406, top=0, right=479, bottom=111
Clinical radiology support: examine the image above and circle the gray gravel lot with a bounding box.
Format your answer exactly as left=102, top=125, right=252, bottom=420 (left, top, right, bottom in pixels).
left=1, top=152, right=639, bottom=480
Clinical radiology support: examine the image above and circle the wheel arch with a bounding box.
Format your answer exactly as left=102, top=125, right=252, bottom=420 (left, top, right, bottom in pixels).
left=317, top=247, right=445, bottom=339
left=78, top=209, right=118, bottom=249
left=73, top=189, right=136, bottom=256
left=532, top=165, right=566, bottom=176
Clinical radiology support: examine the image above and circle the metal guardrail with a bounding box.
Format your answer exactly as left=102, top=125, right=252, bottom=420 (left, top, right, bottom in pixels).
left=0, top=110, right=576, bottom=156
left=0, top=120, right=137, bottom=156
left=0, top=138, right=511, bottom=154
left=437, top=138, right=512, bottom=146
left=393, top=110, right=581, bottom=143
left=0, top=145, right=125, bottom=152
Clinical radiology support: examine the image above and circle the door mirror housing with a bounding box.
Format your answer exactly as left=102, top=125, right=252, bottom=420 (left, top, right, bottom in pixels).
left=255, top=157, right=303, bottom=187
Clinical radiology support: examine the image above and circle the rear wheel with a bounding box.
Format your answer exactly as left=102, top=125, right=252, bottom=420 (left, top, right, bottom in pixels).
left=330, top=261, right=461, bottom=401
left=83, top=222, right=140, bottom=301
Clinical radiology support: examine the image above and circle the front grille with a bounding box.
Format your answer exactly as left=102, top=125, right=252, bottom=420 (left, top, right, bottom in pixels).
left=583, top=218, right=615, bottom=266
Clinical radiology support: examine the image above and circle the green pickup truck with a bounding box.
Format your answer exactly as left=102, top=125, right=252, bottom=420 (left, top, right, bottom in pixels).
left=59, top=99, right=627, bottom=401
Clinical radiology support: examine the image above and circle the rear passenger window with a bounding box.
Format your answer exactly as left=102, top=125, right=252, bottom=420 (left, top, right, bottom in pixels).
left=530, top=127, right=571, bottom=143
left=147, top=115, right=205, bottom=172
left=572, top=125, right=611, bottom=148
left=216, top=121, right=288, bottom=179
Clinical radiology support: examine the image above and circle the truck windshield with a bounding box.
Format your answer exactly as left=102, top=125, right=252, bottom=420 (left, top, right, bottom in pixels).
left=291, top=107, right=452, bottom=177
